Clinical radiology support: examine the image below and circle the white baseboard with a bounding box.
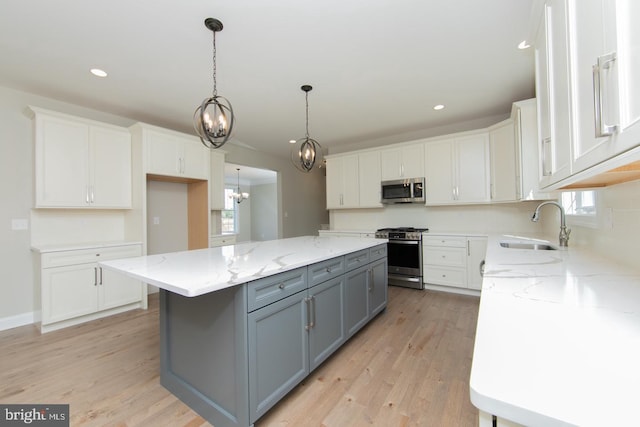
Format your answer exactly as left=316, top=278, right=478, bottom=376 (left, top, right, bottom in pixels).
left=0, top=310, right=39, bottom=332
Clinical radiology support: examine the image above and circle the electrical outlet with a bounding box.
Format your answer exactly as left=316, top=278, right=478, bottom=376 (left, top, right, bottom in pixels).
left=11, top=218, right=28, bottom=230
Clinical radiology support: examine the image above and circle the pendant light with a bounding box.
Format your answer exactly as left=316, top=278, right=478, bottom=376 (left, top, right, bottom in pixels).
left=291, top=85, right=322, bottom=172
left=194, top=18, right=235, bottom=149
left=230, top=168, right=249, bottom=203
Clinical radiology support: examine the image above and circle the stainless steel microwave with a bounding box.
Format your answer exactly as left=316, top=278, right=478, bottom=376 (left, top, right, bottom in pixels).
left=381, top=178, right=425, bottom=204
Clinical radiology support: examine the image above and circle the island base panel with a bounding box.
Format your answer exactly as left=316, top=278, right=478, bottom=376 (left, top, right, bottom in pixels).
left=160, top=288, right=251, bottom=427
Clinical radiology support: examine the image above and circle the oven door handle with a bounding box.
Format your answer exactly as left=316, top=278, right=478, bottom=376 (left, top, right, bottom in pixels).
left=388, top=240, right=420, bottom=245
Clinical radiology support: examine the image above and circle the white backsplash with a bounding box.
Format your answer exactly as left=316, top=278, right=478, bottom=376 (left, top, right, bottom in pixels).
left=329, top=201, right=547, bottom=234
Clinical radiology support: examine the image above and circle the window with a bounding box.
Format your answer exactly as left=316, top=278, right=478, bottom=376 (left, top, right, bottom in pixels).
left=560, top=190, right=597, bottom=227
left=222, top=187, right=238, bottom=233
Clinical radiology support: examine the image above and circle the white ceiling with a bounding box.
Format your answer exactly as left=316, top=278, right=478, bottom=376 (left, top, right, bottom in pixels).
left=0, top=0, right=536, bottom=160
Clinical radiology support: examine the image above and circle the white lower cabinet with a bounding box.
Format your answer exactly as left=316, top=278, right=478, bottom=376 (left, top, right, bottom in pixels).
left=423, top=235, right=487, bottom=291
left=37, top=243, right=145, bottom=333
left=209, top=234, right=237, bottom=247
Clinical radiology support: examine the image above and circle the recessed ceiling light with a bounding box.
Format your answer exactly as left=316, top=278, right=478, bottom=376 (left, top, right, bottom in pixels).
left=90, top=68, right=108, bottom=77
left=289, top=139, right=296, bottom=144
left=518, top=40, right=530, bottom=50
left=433, top=104, right=445, bottom=111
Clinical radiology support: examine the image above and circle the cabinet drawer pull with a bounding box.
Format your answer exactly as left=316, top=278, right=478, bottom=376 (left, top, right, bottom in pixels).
left=278, top=283, right=285, bottom=290
left=326, top=267, right=331, bottom=273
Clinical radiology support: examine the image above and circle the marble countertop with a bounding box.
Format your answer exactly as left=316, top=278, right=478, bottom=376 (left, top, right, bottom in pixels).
left=100, top=235, right=387, bottom=297
left=470, top=234, right=640, bottom=426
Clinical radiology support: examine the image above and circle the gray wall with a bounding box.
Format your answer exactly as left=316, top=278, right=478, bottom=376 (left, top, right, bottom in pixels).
left=250, top=183, right=278, bottom=241
left=0, top=85, right=329, bottom=324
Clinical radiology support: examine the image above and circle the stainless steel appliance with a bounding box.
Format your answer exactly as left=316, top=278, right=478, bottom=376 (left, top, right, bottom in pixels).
left=380, top=178, right=425, bottom=204
left=374, top=227, right=428, bottom=289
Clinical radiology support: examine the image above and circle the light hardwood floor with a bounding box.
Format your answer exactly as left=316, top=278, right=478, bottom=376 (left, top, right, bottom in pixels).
left=0, top=287, right=480, bottom=427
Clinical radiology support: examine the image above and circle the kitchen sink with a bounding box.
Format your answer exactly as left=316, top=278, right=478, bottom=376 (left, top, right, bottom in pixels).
left=499, top=242, right=557, bottom=250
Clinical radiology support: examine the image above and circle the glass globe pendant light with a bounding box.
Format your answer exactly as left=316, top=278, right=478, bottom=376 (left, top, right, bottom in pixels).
left=291, top=85, right=322, bottom=172
left=194, top=18, right=235, bottom=149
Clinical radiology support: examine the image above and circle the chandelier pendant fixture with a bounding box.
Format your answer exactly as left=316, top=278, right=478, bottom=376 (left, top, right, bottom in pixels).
left=194, top=18, right=235, bottom=149
left=230, top=168, right=249, bottom=203
left=291, top=84, right=322, bottom=173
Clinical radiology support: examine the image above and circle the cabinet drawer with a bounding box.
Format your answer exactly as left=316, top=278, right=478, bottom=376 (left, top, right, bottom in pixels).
left=41, top=244, right=142, bottom=268
left=344, top=249, right=370, bottom=272
left=308, top=256, right=345, bottom=288
left=424, top=266, right=466, bottom=288
left=423, top=236, right=466, bottom=248
left=369, top=244, right=388, bottom=262
left=247, top=267, right=307, bottom=312
left=424, top=247, right=466, bottom=267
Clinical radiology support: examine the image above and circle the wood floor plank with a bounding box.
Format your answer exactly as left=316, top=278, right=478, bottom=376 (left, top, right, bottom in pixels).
left=0, top=286, right=479, bottom=427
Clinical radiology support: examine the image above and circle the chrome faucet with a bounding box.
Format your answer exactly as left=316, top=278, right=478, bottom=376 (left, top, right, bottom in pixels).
left=531, top=201, right=571, bottom=247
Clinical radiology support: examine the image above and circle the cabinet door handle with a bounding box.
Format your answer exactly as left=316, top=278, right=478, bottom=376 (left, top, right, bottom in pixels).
left=310, top=295, right=316, bottom=329
left=480, top=260, right=485, bottom=277
left=86, top=186, right=90, bottom=204
left=593, top=52, right=618, bottom=137
left=368, top=268, right=373, bottom=292
left=467, top=241, right=470, bottom=256
left=99, top=267, right=103, bottom=285
left=304, top=297, right=312, bottom=330
left=541, top=137, right=552, bottom=176
left=90, top=185, right=94, bottom=203
left=94, top=267, right=98, bottom=286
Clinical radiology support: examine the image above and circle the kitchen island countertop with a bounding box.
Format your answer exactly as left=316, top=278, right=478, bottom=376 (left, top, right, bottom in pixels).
left=471, top=234, right=640, bottom=426
left=99, top=235, right=387, bottom=297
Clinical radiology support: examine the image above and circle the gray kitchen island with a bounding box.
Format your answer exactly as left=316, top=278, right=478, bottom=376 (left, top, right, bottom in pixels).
left=100, top=236, right=388, bottom=427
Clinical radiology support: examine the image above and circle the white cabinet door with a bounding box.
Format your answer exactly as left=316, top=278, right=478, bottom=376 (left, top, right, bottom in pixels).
left=35, top=114, right=90, bottom=207
left=456, top=134, right=490, bottom=203
left=467, top=237, right=487, bottom=290
left=210, top=151, right=225, bottom=210
left=42, top=264, right=99, bottom=324
left=358, top=151, right=382, bottom=207
left=99, top=268, right=144, bottom=310
left=425, top=139, right=455, bottom=204
left=325, top=155, right=359, bottom=209
left=89, top=126, right=132, bottom=208
left=568, top=0, right=640, bottom=174
left=540, top=0, right=573, bottom=187
left=380, top=144, right=424, bottom=180
left=489, top=121, right=517, bottom=202
left=146, top=129, right=182, bottom=176
left=182, top=137, right=210, bottom=180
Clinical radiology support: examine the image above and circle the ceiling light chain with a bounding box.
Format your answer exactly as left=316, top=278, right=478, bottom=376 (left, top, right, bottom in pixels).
left=212, top=28, right=217, bottom=97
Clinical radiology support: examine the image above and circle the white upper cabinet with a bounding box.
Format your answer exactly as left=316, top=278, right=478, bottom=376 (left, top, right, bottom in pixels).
left=380, top=144, right=424, bottom=180
left=567, top=0, right=640, bottom=174
left=489, top=120, right=518, bottom=202
left=534, top=0, right=640, bottom=189
left=512, top=99, right=552, bottom=200
left=537, top=0, right=573, bottom=187
left=210, top=150, right=225, bottom=210
left=32, top=107, right=132, bottom=209
left=139, top=124, right=210, bottom=180
left=358, top=151, right=383, bottom=208
left=326, top=155, right=360, bottom=209
left=425, top=134, right=490, bottom=205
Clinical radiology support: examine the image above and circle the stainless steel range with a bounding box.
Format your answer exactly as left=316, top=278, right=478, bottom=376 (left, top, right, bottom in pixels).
left=374, top=227, right=428, bottom=289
